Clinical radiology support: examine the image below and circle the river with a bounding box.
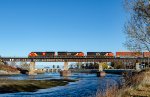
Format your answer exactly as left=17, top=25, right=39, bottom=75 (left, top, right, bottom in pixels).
left=0, top=73, right=123, bottom=97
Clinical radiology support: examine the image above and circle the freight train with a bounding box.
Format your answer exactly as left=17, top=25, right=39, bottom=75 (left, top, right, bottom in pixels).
left=28, top=51, right=150, bottom=58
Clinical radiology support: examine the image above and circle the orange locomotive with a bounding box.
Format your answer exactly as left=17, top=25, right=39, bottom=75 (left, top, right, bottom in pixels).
left=28, top=52, right=55, bottom=58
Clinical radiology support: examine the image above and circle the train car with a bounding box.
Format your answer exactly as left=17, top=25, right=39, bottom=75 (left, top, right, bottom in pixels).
left=87, top=52, right=114, bottom=57
left=57, top=52, right=68, bottom=56
left=67, top=52, right=84, bottom=57
left=57, top=52, right=84, bottom=57
left=45, top=52, right=55, bottom=57
left=143, top=52, right=150, bottom=58
left=116, top=52, right=143, bottom=58
left=28, top=52, right=55, bottom=58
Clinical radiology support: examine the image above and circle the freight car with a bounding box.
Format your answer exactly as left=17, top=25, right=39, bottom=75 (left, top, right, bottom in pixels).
left=143, top=52, right=150, bottom=58
left=28, top=52, right=55, bottom=58
left=87, top=52, right=114, bottom=57
left=116, top=52, right=143, bottom=58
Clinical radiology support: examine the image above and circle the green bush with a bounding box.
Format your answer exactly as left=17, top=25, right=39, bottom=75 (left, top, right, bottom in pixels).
left=101, top=62, right=109, bottom=69
left=112, top=61, right=124, bottom=69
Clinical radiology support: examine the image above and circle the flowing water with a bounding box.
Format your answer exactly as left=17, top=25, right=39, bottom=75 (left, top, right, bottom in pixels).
left=0, top=73, right=123, bottom=97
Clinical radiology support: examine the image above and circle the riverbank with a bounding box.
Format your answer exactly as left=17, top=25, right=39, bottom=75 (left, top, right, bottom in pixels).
left=118, top=69, right=150, bottom=97
left=0, top=62, right=20, bottom=75
left=95, top=69, right=150, bottom=97
left=0, top=79, right=76, bottom=93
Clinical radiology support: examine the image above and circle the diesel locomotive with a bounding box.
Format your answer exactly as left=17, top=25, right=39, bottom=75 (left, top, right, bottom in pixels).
left=87, top=52, right=114, bottom=57
left=29, top=52, right=55, bottom=58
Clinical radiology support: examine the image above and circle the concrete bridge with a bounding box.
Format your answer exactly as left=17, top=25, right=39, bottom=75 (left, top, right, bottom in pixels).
left=0, top=57, right=150, bottom=77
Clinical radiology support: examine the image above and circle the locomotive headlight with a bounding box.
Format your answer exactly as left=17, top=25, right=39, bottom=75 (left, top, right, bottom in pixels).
left=43, top=52, right=46, bottom=56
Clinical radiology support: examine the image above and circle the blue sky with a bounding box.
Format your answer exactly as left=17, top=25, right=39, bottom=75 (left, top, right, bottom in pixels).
left=0, top=0, right=127, bottom=58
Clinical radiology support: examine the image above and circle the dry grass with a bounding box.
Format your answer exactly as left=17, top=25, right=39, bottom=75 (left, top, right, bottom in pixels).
left=0, top=63, right=19, bottom=73
left=96, top=86, right=118, bottom=97
left=94, top=69, right=150, bottom=97
left=119, top=69, right=150, bottom=97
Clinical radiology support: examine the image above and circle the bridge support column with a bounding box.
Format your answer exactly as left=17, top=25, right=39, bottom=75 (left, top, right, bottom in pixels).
left=135, top=63, right=141, bottom=71
left=60, top=62, right=71, bottom=77
left=77, top=62, right=82, bottom=69
left=27, top=62, right=37, bottom=75
left=97, top=62, right=106, bottom=77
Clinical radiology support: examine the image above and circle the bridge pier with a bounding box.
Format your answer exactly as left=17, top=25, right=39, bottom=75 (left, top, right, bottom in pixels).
left=27, top=62, right=37, bottom=75
left=97, top=62, right=106, bottom=77
left=135, top=63, right=141, bottom=71
left=60, top=61, right=71, bottom=76
left=77, top=62, right=82, bottom=69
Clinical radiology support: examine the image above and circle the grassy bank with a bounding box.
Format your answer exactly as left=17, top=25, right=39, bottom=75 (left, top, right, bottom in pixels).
left=0, top=79, right=76, bottom=93
left=118, top=69, right=150, bottom=97
left=95, top=69, right=150, bottom=97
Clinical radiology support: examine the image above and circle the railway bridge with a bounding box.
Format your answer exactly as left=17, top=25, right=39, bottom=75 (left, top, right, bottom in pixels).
left=0, top=57, right=150, bottom=76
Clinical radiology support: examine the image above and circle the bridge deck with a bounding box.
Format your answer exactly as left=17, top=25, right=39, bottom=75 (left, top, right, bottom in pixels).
left=0, top=57, right=149, bottom=62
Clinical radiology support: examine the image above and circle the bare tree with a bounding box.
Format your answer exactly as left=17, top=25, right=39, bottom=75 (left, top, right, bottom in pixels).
left=124, top=0, right=150, bottom=51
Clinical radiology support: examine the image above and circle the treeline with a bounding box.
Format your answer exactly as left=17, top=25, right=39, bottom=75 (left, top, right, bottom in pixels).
left=69, top=62, right=113, bottom=69
left=69, top=62, right=145, bottom=69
